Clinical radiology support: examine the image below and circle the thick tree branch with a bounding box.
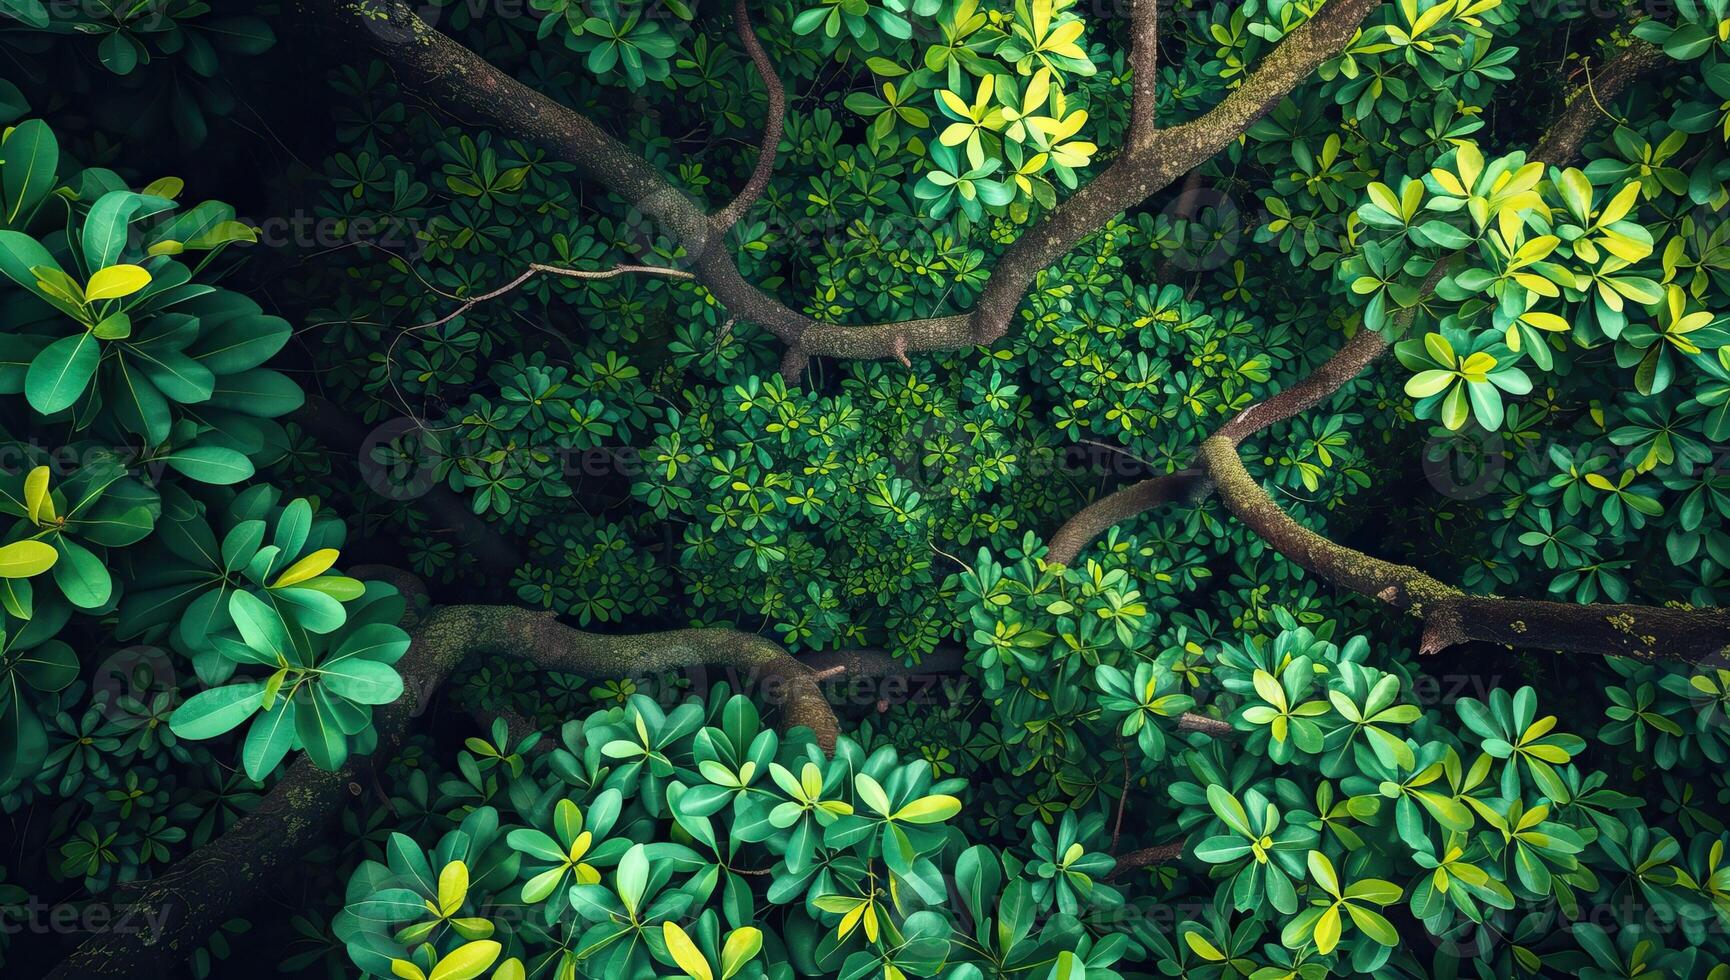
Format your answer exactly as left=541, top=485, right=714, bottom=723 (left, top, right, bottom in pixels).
left=1110, top=840, right=1187, bottom=878
left=313, top=0, right=1381, bottom=365
left=47, top=605, right=837, bottom=979
left=713, top=0, right=786, bottom=231
left=1044, top=38, right=1666, bottom=565
left=1532, top=40, right=1665, bottom=164
left=1197, top=434, right=1730, bottom=664
left=1046, top=470, right=1211, bottom=566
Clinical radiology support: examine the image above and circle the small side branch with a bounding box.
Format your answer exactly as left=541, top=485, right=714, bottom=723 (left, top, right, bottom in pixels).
left=1110, top=840, right=1187, bottom=879
left=406, top=262, right=695, bottom=335
left=1127, top=0, right=1160, bottom=146
left=713, top=0, right=786, bottom=231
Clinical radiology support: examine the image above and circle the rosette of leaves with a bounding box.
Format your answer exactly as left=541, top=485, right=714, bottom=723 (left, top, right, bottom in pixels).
left=1193, top=783, right=1318, bottom=915
left=0, top=125, right=292, bottom=463
left=1278, top=850, right=1403, bottom=967
left=118, top=487, right=368, bottom=680
left=167, top=579, right=410, bottom=776
left=533, top=0, right=688, bottom=88
left=1094, top=655, right=1196, bottom=760
left=1455, top=685, right=1585, bottom=800
left=334, top=809, right=520, bottom=978
left=506, top=792, right=631, bottom=917
left=1395, top=328, right=1531, bottom=431
left=1026, top=810, right=1120, bottom=915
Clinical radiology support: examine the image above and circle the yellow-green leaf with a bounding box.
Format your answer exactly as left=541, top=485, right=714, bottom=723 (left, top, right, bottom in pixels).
left=24, top=465, right=53, bottom=525
left=720, top=927, right=763, bottom=980
left=437, top=861, right=469, bottom=916
left=662, top=921, right=713, bottom=980
left=0, top=540, right=57, bottom=578
left=892, top=794, right=962, bottom=824
left=1183, top=931, right=1226, bottom=961
left=85, top=264, right=152, bottom=302
left=429, top=940, right=500, bottom=980
left=272, top=548, right=341, bottom=588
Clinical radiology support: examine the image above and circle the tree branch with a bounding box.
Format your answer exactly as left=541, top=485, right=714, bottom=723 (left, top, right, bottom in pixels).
left=312, top=0, right=1382, bottom=366
left=1127, top=0, right=1160, bottom=147
left=713, top=0, right=786, bottom=231
left=1043, top=39, right=1669, bottom=564
left=1197, top=434, right=1730, bottom=664
left=1109, top=840, right=1186, bottom=878
left=47, top=604, right=838, bottom=979
left=1045, top=471, right=1211, bottom=566
left=1532, top=40, right=1665, bottom=164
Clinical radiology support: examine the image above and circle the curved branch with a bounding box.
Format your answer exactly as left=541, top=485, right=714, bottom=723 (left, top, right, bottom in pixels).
left=1041, top=40, right=1668, bottom=564
left=315, top=0, right=1381, bottom=364
left=713, top=0, right=786, bottom=231
left=1197, top=434, right=1730, bottom=664
left=47, top=604, right=837, bottom=979
left=1045, top=471, right=1211, bottom=566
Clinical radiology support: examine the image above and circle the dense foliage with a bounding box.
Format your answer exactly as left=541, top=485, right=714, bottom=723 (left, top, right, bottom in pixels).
left=2, top=0, right=1730, bottom=978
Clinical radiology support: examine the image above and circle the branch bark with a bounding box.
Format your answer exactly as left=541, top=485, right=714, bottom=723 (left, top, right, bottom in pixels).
left=1197, top=433, right=1730, bottom=665
left=1046, top=471, right=1211, bottom=566
left=1531, top=40, right=1665, bottom=165
left=311, top=0, right=1381, bottom=365
left=713, top=0, right=786, bottom=231
left=1044, top=40, right=1666, bottom=565
left=1127, top=0, right=1160, bottom=148
left=1110, top=840, right=1186, bottom=878
left=46, top=605, right=837, bottom=979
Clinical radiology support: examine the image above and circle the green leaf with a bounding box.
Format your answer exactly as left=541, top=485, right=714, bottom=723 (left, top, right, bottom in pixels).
left=25, top=332, right=99, bottom=414
left=1, top=119, right=57, bottom=227
left=319, top=658, right=403, bottom=705
left=171, top=681, right=264, bottom=739
left=161, top=445, right=254, bottom=485
left=242, top=696, right=297, bottom=780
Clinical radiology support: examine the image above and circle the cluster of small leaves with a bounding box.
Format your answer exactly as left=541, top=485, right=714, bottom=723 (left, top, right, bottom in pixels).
left=336, top=691, right=1141, bottom=980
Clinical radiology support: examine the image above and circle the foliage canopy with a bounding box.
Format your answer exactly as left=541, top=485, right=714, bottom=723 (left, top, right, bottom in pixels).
left=1, top=0, right=1730, bottom=979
